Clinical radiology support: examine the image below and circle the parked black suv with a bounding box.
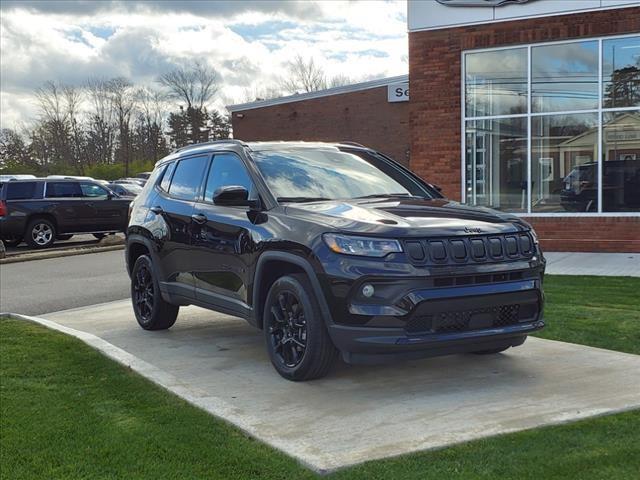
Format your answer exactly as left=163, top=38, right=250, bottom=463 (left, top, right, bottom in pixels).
left=0, top=179, right=131, bottom=248
left=126, top=140, right=545, bottom=381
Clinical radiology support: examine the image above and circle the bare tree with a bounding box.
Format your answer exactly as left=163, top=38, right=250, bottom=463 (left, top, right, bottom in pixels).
left=158, top=62, right=218, bottom=110
left=239, top=85, right=284, bottom=103
left=134, top=87, right=168, bottom=161
left=109, top=77, right=136, bottom=175
left=34, top=81, right=74, bottom=168
left=327, top=74, right=353, bottom=89
left=280, top=55, right=328, bottom=94
left=63, top=85, right=86, bottom=172
left=85, top=77, right=116, bottom=165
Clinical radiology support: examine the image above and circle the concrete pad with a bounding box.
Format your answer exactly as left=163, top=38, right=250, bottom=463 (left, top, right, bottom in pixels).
left=34, top=300, right=640, bottom=472
left=544, top=252, right=640, bottom=277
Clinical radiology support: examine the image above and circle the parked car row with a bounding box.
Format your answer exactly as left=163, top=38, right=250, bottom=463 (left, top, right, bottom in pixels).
left=0, top=177, right=138, bottom=248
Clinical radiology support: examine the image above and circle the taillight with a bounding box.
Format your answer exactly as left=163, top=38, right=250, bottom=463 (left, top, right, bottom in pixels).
left=0, top=200, right=7, bottom=217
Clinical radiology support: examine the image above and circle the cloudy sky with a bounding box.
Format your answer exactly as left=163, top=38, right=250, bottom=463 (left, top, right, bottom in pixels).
left=0, top=0, right=408, bottom=129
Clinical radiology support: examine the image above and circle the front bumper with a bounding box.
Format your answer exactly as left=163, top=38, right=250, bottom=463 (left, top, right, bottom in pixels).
left=324, top=275, right=544, bottom=363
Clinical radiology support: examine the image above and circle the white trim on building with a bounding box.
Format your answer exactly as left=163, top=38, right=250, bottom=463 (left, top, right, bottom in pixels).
left=408, top=0, right=640, bottom=33
left=227, top=75, right=409, bottom=113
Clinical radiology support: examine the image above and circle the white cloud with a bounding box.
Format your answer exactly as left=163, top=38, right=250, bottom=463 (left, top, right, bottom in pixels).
left=0, top=1, right=408, bottom=128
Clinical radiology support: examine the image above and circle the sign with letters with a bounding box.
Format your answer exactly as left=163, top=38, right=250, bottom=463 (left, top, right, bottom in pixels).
left=388, top=82, right=409, bottom=103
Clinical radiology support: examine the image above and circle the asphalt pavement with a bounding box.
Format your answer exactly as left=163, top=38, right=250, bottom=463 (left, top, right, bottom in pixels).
left=0, top=249, right=130, bottom=315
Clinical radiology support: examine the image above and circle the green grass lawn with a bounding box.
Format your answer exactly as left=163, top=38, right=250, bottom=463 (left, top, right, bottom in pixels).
left=1, top=275, right=639, bottom=479
left=536, top=275, right=640, bottom=355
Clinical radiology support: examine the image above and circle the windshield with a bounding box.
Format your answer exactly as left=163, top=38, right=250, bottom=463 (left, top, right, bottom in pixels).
left=251, top=148, right=434, bottom=202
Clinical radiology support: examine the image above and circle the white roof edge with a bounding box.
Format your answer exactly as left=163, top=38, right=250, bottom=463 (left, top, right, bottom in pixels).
left=226, top=74, right=409, bottom=112
left=407, top=3, right=640, bottom=33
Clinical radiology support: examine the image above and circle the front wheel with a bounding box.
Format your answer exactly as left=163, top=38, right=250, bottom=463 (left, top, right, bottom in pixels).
left=131, top=255, right=179, bottom=330
left=264, top=274, right=337, bottom=381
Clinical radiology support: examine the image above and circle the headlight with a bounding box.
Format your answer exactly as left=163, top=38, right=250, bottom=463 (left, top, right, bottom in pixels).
left=323, top=233, right=402, bottom=257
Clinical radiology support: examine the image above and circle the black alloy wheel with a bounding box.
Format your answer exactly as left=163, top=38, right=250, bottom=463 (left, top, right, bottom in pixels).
left=130, top=255, right=179, bottom=330
left=267, top=290, right=308, bottom=368
left=133, top=261, right=155, bottom=324
left=263, top=274, right=337, bottom=381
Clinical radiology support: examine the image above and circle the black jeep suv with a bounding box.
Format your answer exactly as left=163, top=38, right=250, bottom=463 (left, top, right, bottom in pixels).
left=0, top=178, right=131, bottom=248
left=125, top=140, right=545, bottom=381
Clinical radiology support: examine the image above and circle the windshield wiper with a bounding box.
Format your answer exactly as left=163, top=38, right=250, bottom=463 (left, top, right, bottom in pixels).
left=353, top=193, right=421, bottom=199
left=277, top=196, right=331, bottom=203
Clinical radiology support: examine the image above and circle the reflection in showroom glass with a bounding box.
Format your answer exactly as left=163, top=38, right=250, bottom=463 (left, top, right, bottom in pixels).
left=463, top=35, right=640, bottom=215
left=465, top=118, right=527, bottom=212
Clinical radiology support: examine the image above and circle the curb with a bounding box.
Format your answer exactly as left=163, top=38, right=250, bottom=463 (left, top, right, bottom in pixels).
left=0, top=244, right=124, bottom=264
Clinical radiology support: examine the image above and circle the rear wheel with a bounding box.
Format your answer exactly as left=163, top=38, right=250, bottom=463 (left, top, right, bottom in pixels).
left=25, top=218, right=56, bottom=249
left=264, top=274, right=337, bottom=381
left=131, top=255, right=179, bottom=330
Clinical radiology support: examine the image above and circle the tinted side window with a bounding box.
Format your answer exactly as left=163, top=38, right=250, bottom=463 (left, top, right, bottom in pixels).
left=80, top=183, right=109, bottom=198
left=159, top=162, right=176, bottom=192
left=204, top=153, right=254, bottom=202
left=168, top=155, right=209, bottom=201
left=46, top=182, right=82, bottom=198
left=6, top=182, right=37, bottom=200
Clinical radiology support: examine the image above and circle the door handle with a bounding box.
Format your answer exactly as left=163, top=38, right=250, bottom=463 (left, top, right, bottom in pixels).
left=191, top=213, right=207, bottom=224
left=150, top=206, right=163, bottom=215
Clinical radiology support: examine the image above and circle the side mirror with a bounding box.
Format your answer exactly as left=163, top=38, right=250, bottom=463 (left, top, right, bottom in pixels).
left=213, top=185, right=251, bottom=206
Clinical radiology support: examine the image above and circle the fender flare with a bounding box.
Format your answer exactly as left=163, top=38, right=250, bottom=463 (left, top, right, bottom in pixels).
left=252, top=251, right=336, bottom=329
left=125, top=232, right=158, bottom=276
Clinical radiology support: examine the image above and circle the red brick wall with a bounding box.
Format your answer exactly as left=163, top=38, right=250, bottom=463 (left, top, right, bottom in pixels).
left=231, top=86, right=410, bottom=165
left=409, top=7, right=640, bottom=252
left=527, top=217, right=640, bottom=253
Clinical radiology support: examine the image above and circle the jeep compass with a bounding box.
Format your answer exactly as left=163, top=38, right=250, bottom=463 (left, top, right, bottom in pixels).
left=125, top=140, right=545, bottom=381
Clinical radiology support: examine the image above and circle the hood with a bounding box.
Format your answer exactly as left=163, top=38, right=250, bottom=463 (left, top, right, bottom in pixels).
left=284, top=197, right=528, bottom=237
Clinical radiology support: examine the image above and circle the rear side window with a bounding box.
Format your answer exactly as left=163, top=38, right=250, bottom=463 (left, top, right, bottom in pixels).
left=6, top=182, right=37, bottom=200
left=80, top=183, right=110, bottom=198
left=159, top=162, right=176, bottom=192
left=46, top=182, right=82, bottom=198
left=168, top=155, right=209, bottom=201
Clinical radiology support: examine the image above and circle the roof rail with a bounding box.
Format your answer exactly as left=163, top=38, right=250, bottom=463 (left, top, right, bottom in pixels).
left=339, top=141, right=367, bottom=148
left=173, top=139, right=247, bottom=154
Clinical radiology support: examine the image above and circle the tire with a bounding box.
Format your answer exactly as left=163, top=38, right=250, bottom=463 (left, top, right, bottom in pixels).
left=56, top=234, right=73, bottom=241
left=25, top=218, right=56, bottom=249
left=3, top=237, right=22, bottom=248
left=131, top=254, right=179, bottom=330
left=93, top=233, right=106, bottom=240
left=263, top=274, right=338, bottom=381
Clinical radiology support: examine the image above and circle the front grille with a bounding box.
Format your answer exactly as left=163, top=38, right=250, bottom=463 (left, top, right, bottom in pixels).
left=406, top=303, right=524, bottom=335
left=403, top=232, right=535, bottom=266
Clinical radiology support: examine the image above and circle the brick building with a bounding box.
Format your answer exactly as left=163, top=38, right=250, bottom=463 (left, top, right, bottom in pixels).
left=228, top=76, right=410, bottom=165
left=229, top=1, right=640, bottom=252
left=409, top=0, right=640, bottom=252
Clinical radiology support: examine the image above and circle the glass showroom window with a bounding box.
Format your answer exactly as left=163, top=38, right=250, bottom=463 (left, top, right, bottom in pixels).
left=463, top=34, right=640, bottom=215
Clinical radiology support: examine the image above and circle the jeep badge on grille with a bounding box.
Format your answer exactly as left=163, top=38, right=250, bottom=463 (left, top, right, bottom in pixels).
left=464, top=227, right=482, bottom=234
